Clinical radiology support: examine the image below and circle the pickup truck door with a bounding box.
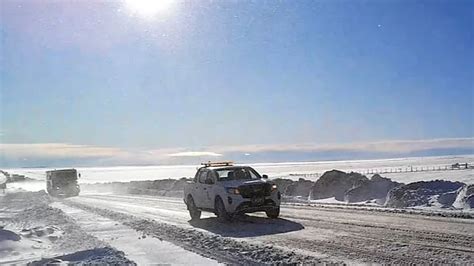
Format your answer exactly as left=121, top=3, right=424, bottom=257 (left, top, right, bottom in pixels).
left=194, top=170, right=209, bottom=208
left=202, top=171, right=217, bottom=209
left=196, top=170, right=215, bottom=209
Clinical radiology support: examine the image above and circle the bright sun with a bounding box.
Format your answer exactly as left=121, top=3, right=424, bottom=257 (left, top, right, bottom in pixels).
left=124, top=0, right=176, bottom=18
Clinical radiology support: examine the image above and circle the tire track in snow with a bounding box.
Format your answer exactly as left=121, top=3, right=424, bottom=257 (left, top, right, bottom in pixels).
left=66, top=194, right=474, bottom=264
left=61, top=199, right=334, bottom=265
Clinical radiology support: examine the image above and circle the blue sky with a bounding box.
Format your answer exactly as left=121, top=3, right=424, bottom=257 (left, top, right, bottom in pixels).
left=1, top=0, right=473, bottom=166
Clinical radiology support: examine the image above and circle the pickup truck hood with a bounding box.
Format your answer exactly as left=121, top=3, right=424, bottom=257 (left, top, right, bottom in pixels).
left=220, top=179, right=270, bottom=188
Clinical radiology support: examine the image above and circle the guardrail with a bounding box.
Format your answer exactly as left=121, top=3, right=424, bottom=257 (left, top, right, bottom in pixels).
left=287, top=163, right=473, bottom=178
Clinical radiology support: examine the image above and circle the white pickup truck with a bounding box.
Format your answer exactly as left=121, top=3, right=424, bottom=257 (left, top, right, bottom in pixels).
left=183, top=162, right=281, bottom=221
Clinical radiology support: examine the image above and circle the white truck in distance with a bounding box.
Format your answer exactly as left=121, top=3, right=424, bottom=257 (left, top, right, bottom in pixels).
left=183, top=162, right=281, bottom=221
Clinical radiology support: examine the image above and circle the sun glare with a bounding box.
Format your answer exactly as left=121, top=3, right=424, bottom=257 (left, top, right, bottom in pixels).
left=124, top=0, right=176, bottom=18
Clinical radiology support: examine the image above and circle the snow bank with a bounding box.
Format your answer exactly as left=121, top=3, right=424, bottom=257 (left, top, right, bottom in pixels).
left=4, top=180, right=46, bottom=192
left=52, top=202, right=219, bottom=265
left=344, top=174, right=402, bottom=204
left=310, top=170, right=370, bottom=201
left=283, top=178, right=314, bottom=199
left=30, top=247, right=133, bottom=265
left=273, top=172, right=401, bottom=204
left=0, top=172, right=7, bottom=184
left=0, top=191, right=134, bottom=264
left=81, top=178, right=189, bottom=197
left=0, top=225, right=64, bottom=264
left=2, top=191, right=51, bottom=210
left=280, top=170, right=471, bottom=210
left=67, top=167, right=474, bottom=211
left=453, top=184, right=474, bottom=209
left=385, top=180, right=465, bottom=208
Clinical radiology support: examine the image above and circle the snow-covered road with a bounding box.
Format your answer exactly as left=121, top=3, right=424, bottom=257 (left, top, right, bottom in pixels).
left=51, top=202, right=220, bottom=265
left=64, top=193, right=474, bottom=264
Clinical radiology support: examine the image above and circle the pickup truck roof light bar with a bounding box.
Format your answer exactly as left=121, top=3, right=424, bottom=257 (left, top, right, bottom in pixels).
left=201, top=161, right=234, bottom=167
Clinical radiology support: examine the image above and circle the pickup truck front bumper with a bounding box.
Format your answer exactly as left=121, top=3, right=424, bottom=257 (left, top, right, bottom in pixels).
left=234, top=199, right=279, bottom=214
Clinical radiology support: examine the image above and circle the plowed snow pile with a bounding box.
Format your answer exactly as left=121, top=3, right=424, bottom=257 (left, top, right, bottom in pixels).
left=0, top=191, right=134, bottom=265
left=453, top=184, right=474, bottom=209
left=275, top=170, right=473, bottom=210
left=77, top=169, right=473, bottom=211
left=385, top=180, right=465, bottom=208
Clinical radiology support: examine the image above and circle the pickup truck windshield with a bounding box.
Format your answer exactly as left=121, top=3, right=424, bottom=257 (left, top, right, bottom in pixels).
left=215, top=167, right=261, bottom=181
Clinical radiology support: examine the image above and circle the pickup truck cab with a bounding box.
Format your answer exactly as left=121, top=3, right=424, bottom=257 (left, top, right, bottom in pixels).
left=184, top=162, right=281, bottom=221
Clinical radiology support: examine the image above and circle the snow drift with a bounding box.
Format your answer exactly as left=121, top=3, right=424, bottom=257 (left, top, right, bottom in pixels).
left=344, top=174, right=402, bottom=204
left=0, top=191, right=134, bottom=265
left=310, top=170, right=369, bottom=201
left=453, top=184, right=474, bottom=209
left=385, top=180, right=465, bottom=208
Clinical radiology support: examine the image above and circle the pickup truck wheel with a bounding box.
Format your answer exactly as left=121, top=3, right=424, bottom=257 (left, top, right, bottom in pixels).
left=215, top=198, right=231, bottom=222
left=266, top=207, right=280, bottom=219
left=187, top=197, right=201, bottom=220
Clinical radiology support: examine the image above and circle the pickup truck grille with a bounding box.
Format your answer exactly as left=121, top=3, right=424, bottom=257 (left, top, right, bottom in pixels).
left=239, top=183, right=271, bottom=198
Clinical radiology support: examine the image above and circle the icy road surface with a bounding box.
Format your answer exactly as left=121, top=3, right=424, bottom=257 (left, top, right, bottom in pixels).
left=63, top=193, right=474, bottom=264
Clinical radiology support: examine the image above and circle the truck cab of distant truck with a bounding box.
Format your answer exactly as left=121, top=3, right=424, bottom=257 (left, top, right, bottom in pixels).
left=183, top=162, right=281, bottom=221
left=46, top=169, right=80, bottom=197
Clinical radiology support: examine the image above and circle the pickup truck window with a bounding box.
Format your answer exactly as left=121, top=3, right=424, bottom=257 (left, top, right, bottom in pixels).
left=216, top=167, right=261, bottom=181
left=198, top=170, right=208, bottom=184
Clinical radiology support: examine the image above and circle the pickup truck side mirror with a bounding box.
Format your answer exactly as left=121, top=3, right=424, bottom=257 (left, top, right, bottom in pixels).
left=205, top=178, right=214, bottom=185
left=262, top=174, right=268, bottom=179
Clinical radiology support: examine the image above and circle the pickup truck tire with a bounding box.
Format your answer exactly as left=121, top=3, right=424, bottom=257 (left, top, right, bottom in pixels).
left=266, top=207, right=280, bottom=219
left=215, top=197, right=231, bottom=222
left=187, top=196, right=201, bottom=220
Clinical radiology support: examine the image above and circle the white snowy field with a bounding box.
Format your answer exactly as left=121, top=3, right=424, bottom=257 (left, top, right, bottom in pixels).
left=3, top=155, right=473, bottom=187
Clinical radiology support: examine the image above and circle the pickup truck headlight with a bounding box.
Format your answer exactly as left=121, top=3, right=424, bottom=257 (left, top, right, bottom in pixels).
left=226, top=188, right=240, bottom=195
left=271, top=184, right=278, bottom=192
